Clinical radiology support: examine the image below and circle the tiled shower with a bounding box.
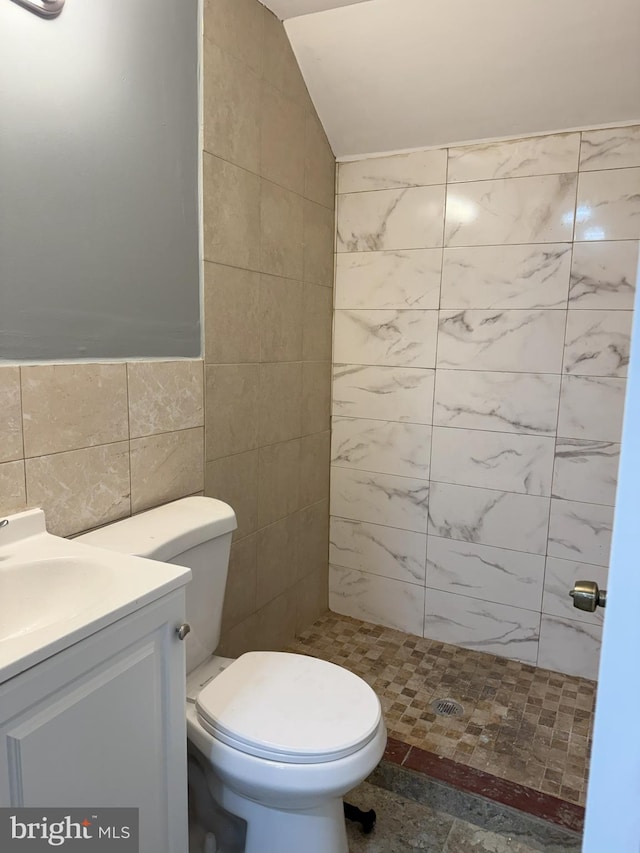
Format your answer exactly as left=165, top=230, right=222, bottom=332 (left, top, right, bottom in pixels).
left=329, top=126, right=639, bottom=681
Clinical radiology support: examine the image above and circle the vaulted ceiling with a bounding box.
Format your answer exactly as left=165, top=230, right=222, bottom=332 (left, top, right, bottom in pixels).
left=270, top=0, right=640, bottom=159
left=259, top=0, right=371, bottom=20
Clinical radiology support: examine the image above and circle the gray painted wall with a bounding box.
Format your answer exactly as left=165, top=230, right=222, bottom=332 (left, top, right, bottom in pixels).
left=0, top=0, right=200, bottom=359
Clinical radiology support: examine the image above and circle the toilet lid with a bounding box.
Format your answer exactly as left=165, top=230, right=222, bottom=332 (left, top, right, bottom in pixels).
left=195, top=652, right=382, bottom=764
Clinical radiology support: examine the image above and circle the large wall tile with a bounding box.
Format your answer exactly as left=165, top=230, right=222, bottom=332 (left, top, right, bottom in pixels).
left=0, top=367, right=23, bottom=463
left=262, top=7, right=309, bottom=106
left=337, top=185, right=445, bottom=252
left=257, top=439, right=300, bottom=528
left=300, top=431, right=330, bottom=507
left=203, top=0, right=263, bottom=74
left=538, top=615, right=602, bottom=680
left=295, top=566, right=329, bottom=634
left=574, top=168, right=640, bottom=241
left=444, top=174, right=577, bottom=246
left=330, top=466, right=429, bottom=533
left=130, top=428, right=204, bottom=514
left=302, top=362, right=331, bottom=435
left=204, top=263, right=261, bottom=364
left=434, top=370, right=560, bottom=435
left=255, top=587, right=299, bottom=652
left=221, top=532, right=258, bottom=634
left=424, top=589, right=540, bottom=664
left=298, top=500, right=329, bottom=579
left=330, top=516, right=426, bottom=585
left=430, top=427, right=555, bottom=496
left=334, top=309, right=438, bottom=368
left=128, top=360, right=203, bottom=438
left=441, top=244, right=571, bottom=309
left=328, top=127, right=637, bottom=676
left=304, top=112, right=335, bottom=210
left=256, top=514, right=299, bottom=608
left=338, top=148, right=447, bottom=193
left=260, top=81, right=305, bottom=194
left=426, top=536, right=544, bottom=611
left=302, top=283, right=332, bottom=362
left=0, top=460, right=26, bottom=516
left=260, top=180, right=304, bottom=279
left=543, top=557, right=607, bottom=625
left=428, top=482, right=550, bottom=555
left=552, top=439, right=620, bottom=505
left=205, top=364, right=259, bottom=461
left=259, top=362, right=302, bottom=445
left=330, top=565, right=425, bottom=635
left=205, top=449, right=259, bottom=539
left=448, top=133, right=580, bottom=183
left=26, top=442, right=130, bottom=537
left=437, top=309, right=566, bottom=373
left=303, top=199, right=335, bottom=287
left=21, top=363, right=128, bottom=457
left=203, top=153, right=261, bottom=269
left=557, top=375, right=627, bottom=441
left=331, top=417, right=431, bottom=478
left=547, top=498, right=614, bottom=567
left=569, top=240, right=638, bottom=309
left=203, top=39, right=260, bottom=171
left=259, top=275, right=303, bottom=362
left=563, top=309, right=632, bottom=377
left=335, top=249, right=442, bottom=310
left=580, top=126, right=640, bottom=171
left=332, top=364, right=434, bottom=424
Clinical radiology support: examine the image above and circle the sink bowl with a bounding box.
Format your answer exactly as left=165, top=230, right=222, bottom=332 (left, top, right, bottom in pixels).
left=0, top=507, right=191, bottom=684
left=0, top=556, right=116, bottom=641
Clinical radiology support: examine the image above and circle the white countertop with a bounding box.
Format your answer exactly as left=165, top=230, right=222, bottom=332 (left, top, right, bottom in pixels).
left=0, top=509, right=191, bottom=684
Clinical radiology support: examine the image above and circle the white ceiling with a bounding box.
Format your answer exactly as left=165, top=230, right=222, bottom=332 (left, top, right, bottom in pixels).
left=259, top=0, right=371, bottom=21
left=285, top=0, right=640, bottom=158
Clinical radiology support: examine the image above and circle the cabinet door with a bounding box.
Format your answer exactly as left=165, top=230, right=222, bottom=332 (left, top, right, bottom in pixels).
left=0, top=592, right=188, bottom=853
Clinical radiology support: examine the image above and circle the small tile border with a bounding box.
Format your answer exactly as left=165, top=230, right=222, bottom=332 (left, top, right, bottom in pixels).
left=382, top=736, right=585, bottom=834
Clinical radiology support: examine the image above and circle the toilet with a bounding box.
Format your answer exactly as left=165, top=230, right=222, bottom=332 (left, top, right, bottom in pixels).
left=77, top=496, right=386, bottom=853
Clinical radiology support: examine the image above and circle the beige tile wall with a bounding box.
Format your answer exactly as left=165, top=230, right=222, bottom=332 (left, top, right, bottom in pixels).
left=0, top=361, right=204, bottom=537
left=203, top=0, right=335, bottom=655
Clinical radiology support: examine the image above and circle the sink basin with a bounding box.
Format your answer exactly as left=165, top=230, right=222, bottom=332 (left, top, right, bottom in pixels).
left=0, top=508, right=191, bottom=684
left=0, top=556, right=116, bottom=641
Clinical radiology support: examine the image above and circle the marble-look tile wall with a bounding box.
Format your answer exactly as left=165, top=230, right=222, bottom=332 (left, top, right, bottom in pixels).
left=331, top=125, right=640, bottom=680
left=202, top=0, right=335, bottom=654
left=0, top=360, right=205, bottom=536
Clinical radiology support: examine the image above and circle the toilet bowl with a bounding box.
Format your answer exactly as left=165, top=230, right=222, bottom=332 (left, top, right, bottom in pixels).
left=78, top=497, right=386, bottom=853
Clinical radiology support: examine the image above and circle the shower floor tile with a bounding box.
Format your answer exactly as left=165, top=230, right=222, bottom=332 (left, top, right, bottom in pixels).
left=286, top=612, right=596, bottom=810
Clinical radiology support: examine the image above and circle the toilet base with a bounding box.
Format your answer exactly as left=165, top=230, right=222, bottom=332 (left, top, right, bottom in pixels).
left=221, top=783, right=348, bottom=853
left=189, top=749, right=350, bottom=853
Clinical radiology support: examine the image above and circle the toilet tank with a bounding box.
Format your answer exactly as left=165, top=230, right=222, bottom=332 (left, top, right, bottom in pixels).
left=76, top=497, right=237, bottom=673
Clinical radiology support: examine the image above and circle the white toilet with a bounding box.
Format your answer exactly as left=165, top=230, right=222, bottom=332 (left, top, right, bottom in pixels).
left=78, top=496, right=386, bottom=853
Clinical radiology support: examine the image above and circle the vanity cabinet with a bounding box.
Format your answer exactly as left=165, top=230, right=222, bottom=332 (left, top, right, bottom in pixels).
left=0, top=591, right=188, bottom=853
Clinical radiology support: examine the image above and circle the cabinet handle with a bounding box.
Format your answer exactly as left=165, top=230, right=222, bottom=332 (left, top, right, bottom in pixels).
left=176, top=623, right=191, bottom=641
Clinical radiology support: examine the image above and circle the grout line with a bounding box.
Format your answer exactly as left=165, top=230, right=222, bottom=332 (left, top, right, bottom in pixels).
left=422, top=145, right=450, bottom=636
left=537, top=158, right=583, bottom=668
left=125, top=363, right=133, bottom=518
left=333, top=360, right=629, bottom=379
left=18, top=366, right=28, bottom=507
left=336, top=162, right=640, bottom=196
left=334, top=236, right=639, bottom=257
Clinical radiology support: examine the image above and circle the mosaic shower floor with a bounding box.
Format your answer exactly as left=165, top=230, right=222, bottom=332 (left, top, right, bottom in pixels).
left=286, top=612, right=596, bottom=809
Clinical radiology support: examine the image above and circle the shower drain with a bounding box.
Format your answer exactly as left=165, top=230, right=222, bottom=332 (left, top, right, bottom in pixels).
left=431, top=698, right=464, bottom=717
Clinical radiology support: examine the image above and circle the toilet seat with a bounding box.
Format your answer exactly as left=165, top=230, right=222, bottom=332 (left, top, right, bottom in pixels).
left=195, top=651, right=382, bottom=765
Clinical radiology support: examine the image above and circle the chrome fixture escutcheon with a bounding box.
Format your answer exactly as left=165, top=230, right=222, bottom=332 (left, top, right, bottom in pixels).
left=570, top=580, right=607, bottom=612
left=176, top=623, right=191, bottom=641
